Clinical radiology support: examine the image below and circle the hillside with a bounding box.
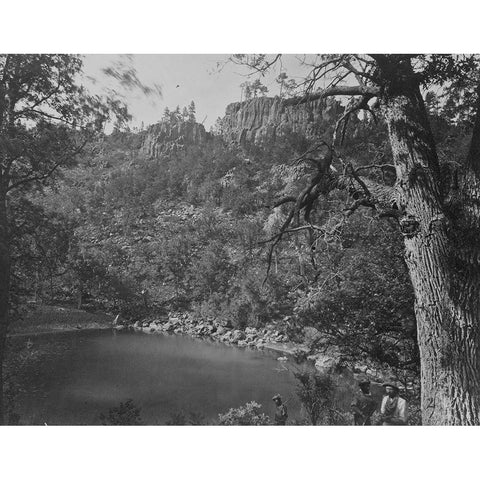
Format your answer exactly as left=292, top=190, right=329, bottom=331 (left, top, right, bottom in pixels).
left=10, top=98, right=418, bottom=384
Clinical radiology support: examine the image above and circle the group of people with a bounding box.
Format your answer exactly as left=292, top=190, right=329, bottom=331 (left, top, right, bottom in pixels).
left=351, top=378, right=408, bottom=425
left=271, top=378, right=408, bottom=426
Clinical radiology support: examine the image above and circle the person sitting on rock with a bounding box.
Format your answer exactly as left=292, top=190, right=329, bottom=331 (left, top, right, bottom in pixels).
left=272, top=394, right=288, bottom=425
left=378, top=381, right=408, bottom=425
left=351, top=378, right=377, bottom=425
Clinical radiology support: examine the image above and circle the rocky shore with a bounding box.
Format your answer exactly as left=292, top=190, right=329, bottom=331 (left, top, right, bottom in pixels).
left=118, top=313, right=367, bottom=377
left=117, top=313, right=393, bottom=382
left=130, top=313, right=293, bottom=349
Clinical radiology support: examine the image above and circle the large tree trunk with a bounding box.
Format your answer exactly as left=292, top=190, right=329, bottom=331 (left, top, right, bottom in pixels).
left=0, top=191, right=10, bottom=425
left=379, top=58, right=480, bottom=424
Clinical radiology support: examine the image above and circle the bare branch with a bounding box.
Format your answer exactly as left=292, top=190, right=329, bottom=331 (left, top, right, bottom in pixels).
left=355, top=163, right=395, bottom=173
left=283, top=85, right=380, bottom=108
left=290, top=141, right=330, bottom=166
left=7, top=139, right=87, bottom=191
left=270, top=196, right=296, bottom=209
left=229, top=54, right=282, bottom=77
left=7, top=161, right=63, bottom=191
left=14, top=82, right=61, bottom=119
left=333, top=91, right=381, bottom=146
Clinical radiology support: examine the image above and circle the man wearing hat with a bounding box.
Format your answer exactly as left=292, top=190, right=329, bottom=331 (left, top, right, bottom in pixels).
left=379, top=381, right=408, bottom=425
left=272, top=394, right=288, bottom=425
left=351, top=378, right=377, bottom=425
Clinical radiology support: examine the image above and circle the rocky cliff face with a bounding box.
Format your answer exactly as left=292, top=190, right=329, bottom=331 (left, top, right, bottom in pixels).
left=141, top=120, right=209, bottom=158
left=219, top=96, right=343, bottom=145
left=141, top=96, right=342, bottom=157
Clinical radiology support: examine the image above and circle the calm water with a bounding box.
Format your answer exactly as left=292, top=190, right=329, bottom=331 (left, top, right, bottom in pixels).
left=9, top=329, right=306, bottom=425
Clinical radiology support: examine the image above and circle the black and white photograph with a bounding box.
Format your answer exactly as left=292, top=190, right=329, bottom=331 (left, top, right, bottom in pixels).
left=1, top=2, right=480, bottom=478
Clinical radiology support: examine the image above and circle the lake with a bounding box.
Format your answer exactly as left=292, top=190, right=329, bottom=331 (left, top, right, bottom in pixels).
left=9, top=329, right=308, bottom=425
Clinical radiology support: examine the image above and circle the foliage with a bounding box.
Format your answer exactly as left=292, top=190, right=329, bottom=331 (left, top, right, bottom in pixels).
left=165, top=411, right=206, bottom=425
left=294, top=215, right=418, bottom=377
left=240, top=79, right=269, bottom=100
left=14, top=102, right=423, bottom=383
left=99, top=399, right=143, bottom=425
left=218, top=401, right=271, bottom=425
left=294, top=371, right=345, bottom=425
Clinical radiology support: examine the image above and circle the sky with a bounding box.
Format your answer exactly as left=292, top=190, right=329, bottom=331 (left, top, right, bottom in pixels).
left=82, top=54, right=314, bottom=130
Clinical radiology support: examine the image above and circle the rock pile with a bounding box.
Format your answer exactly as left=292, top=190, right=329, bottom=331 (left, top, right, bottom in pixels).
left=129, top=314, right=380, bottom=379
left=132, top=313, right=292, bottom=350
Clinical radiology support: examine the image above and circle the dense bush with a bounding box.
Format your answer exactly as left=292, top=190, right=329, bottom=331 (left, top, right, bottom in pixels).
left=99, top=400, right=143, bottom=425
left=218, top=401, right=271, bottom=426
left=294, top=371, right=340, bottom=425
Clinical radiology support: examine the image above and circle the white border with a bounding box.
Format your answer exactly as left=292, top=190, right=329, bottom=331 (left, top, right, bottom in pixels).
left=1, top=0, right=480, bottom=53
left=2, top=1, right=480, bottom=479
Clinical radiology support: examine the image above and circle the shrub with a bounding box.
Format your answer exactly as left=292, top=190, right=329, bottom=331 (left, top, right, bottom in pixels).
left=99, top=399, right=143, bottom=425
left=218, top=401, right=270, bottom=426
left=165, top=411, right=207, bottom=425
left=294, top=371, right=345, bottom=425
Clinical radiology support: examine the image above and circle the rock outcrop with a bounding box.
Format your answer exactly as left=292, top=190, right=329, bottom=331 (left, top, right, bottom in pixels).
left=141, top=120, right=209, bottom=158
left=141, top=96, right=342, bottom=156
left=219, top=96, right=343, bottom=145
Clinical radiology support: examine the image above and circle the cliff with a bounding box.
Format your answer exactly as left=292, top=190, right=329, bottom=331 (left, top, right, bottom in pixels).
left=219, top=96, right=343, bottom=145
left=140, top=96, right=342, bottom=157
left=141, top=120, right=209, bottom=158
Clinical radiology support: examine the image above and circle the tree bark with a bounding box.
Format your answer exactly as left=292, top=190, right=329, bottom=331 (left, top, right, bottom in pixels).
left=379, top=58, right=480, bottom=424
left=0, top=190, right=10, bottom=425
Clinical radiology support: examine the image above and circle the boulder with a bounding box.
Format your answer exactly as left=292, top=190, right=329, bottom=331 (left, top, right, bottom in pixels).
left=245, top=327, right=257, bottom=336
left=221, top=331, right=233, bottom=342
left=165, top=322, right=176, bottom=332
left=314, top=355, right=341, bottom=373
left=303, top=326, right=322, bottom=344
left=231, top=330, right=246, bottom=342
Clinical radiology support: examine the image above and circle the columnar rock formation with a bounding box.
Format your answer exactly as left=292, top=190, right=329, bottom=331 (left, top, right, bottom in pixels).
left=140, top=96, right=342, bottom=157
left=219, top=96, right=343, bottom=145
left=141, top=120, right=209, bottom=158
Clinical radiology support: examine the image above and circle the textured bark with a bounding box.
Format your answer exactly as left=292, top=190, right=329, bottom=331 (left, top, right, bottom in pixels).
left=379, top=58, right=480, bottom=425
left=0, top=191, right=9, bottom=425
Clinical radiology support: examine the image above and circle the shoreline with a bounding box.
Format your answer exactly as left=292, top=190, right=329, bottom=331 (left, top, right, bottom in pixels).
left=9, top=305, right=388, bottom=381
left=8, top=325, right=112, bottom=338
left=8, top=304, right=115, bottom=338
left=130, top=314, right=392, bottom=381
left=128, top=313, right=347, bottom=374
